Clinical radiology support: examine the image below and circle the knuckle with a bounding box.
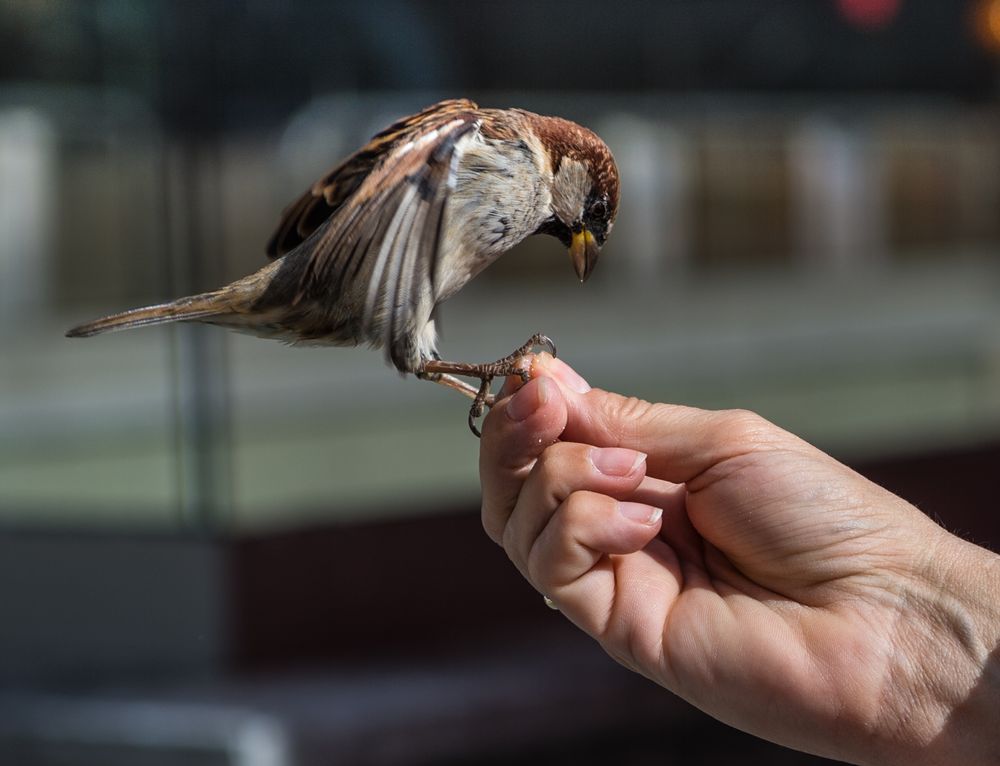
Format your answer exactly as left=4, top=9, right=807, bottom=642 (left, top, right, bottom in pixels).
left=716, top=409, right=776, bottom=446
left=525, top=537, right=546, bottom=585
left=617, top=395, right=655, bottom=421
left=504, top=522, right=531, bottom=582
left=480, top=505, right=505, bottom=546
left=560, top=490, right=605, bottom=531
left=530, top=442, right=581, bottom=489
left=503, top=528, right=529, bottom=580
left=500, top=509, right=519, bottom=555
left=525, top=492, right=588, bottom=587
left=561, top=489, right=591, bottom=521
left=500, top=510, right=531, bottom=579
left=604, top=395, right=655, bottom=444
left=532, top=444, right=560, bottom=477
left=497, top=514, right=514, bottom=551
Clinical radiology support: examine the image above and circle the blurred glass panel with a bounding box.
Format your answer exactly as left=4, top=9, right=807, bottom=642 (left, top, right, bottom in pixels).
left=884, top=112, right=1000, bottom=253
left=0, top=88, right=182, bottom=529
left=695, top=118, right=792, bottom=267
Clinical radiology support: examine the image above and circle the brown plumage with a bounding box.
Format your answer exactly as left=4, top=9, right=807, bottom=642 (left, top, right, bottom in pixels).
left=66, top=99, right=620, bottom=433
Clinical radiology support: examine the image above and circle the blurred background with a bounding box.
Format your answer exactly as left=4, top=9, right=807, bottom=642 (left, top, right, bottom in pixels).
left=1, top=0, right=999, bottom=763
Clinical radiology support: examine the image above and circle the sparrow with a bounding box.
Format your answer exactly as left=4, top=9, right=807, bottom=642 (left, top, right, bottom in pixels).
left=66, top=99, right=620, bottom=435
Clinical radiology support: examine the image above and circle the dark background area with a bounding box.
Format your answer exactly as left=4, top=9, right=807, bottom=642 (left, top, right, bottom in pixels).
left=1, top=1, right=998, bottom=764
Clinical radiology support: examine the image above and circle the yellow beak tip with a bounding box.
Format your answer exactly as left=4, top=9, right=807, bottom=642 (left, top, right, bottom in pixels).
left=570, top=229, right=599, bottom=282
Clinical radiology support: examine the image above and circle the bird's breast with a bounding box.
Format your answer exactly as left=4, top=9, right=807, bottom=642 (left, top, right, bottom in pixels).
left=434, top=135, right=551, bottom=301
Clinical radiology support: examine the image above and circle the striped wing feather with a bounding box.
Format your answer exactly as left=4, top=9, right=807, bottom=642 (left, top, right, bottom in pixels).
left=266, top=99, right=478, bottom=258
left=284, top=103, right=480, bottom=369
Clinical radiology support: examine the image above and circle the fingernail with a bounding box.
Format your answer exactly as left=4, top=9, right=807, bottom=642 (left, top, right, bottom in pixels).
left=507, top=377, right=551, bottom=422
left=590, top=447, right=646, bottom=477
left=538, top=355, right=590, bottom=394
left=618, top=502, right=663, bottom=525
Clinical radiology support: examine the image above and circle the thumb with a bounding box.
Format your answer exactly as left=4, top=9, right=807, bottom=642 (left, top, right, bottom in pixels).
left=532, top=354, right=776, bottom=486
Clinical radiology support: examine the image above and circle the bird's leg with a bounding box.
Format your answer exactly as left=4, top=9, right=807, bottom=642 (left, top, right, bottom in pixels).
left=417, top=371, right=490, bottom=402
left=417, top=333, right=557, bottom=437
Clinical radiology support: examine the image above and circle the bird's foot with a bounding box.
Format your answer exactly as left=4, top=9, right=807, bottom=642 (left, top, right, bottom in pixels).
left=418, top=333, right=557, bottom=437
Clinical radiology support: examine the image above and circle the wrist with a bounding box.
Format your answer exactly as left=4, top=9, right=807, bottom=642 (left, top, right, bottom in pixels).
left=920, top=532, right=1000, bottom=766
left=875, top=524, right=1000, bottom=766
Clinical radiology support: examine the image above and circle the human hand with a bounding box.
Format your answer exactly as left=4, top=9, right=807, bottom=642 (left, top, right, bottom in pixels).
left=479, top=354, right=1000, bottom=766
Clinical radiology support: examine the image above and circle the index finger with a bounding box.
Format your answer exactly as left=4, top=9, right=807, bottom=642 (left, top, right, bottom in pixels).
left=478, top=375, right=568, bottom=544
left=531, top=354, right=792, bottom=486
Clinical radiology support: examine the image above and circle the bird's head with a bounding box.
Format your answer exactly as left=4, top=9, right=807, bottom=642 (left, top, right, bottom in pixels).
left=531, top=116, right=620, bottom=282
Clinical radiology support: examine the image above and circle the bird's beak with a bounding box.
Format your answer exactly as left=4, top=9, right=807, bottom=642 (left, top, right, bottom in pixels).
left=569, top=228, right=599, bottom=282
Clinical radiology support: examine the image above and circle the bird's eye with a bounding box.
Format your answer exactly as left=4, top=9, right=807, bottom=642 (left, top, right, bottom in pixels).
left=590, top=198, right=608, bottom=218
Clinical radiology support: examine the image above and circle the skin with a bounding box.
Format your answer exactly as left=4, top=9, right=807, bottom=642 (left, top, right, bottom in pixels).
left=479, top=354, right=1000, bottom=766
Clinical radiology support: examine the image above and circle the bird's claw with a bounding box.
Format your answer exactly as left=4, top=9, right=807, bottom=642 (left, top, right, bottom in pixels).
left=517, top=333, right=556, bottom=361
left=465, top=332, right=554, bottom=437
left=468, top=378, right=494, bottom=437
left=419, top=333, right=556, bottom=437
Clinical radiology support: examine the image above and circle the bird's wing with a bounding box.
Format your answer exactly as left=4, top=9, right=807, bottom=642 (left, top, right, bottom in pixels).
left=291, top=106, right=481, bottom=370
left=266, top=98, right=478, bottom=258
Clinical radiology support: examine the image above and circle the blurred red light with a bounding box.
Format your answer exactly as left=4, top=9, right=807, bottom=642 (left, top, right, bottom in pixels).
left=836, top=0, right=902, bottom=30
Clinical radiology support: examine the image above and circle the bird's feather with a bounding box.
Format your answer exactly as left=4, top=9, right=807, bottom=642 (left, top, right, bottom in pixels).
left=65, top=292, right=229, bottom=337
left=266, top=99, right=478, bottom=258
left=291, top=112, right=480, bottom=369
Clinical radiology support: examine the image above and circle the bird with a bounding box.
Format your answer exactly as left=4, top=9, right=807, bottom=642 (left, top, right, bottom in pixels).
left=66, top=99, right=620, bottom=435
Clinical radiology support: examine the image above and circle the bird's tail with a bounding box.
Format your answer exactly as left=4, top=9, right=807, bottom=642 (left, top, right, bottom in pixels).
left=65, top=291, right=229, bottom=338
